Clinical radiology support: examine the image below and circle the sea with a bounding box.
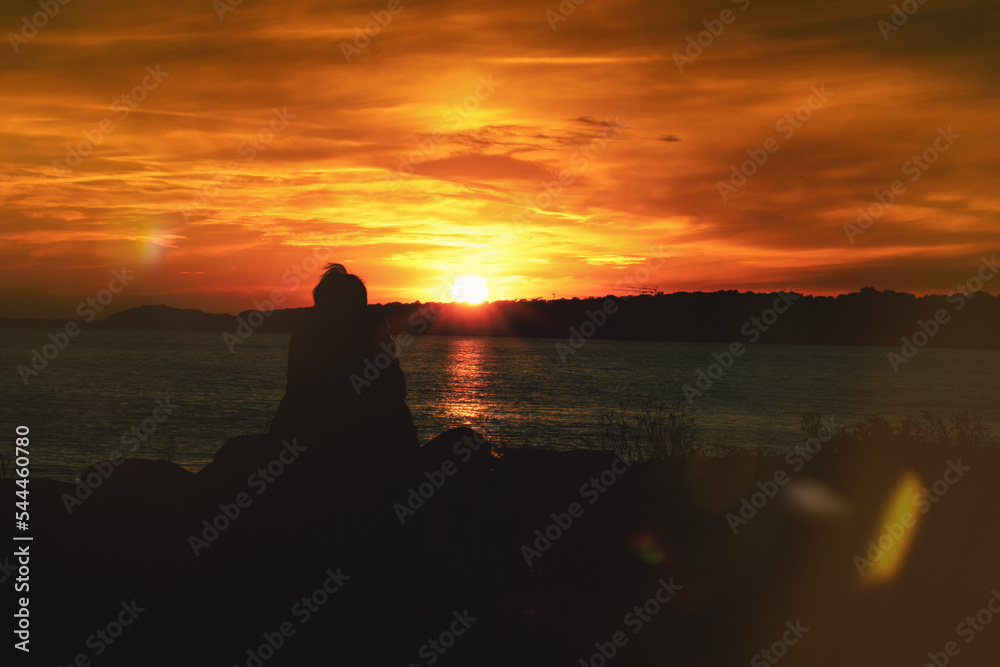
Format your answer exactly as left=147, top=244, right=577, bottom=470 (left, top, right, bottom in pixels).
left=2, top=327, right=998, bottom=482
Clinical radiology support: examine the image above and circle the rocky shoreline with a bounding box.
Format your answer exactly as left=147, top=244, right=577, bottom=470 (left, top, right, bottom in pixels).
left=5, top=432, right=1000, bottom=666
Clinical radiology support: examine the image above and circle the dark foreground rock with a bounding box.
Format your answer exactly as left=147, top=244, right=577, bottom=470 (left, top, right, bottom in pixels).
left=5, top=434, right=1000, bottom=666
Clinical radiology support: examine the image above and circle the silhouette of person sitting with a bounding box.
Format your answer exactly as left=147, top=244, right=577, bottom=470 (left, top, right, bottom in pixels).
left=269, top=263, right=419, bottom=464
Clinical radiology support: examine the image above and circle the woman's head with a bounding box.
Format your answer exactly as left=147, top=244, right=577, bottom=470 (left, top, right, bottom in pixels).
left=312, top=263, right=367, bottom=313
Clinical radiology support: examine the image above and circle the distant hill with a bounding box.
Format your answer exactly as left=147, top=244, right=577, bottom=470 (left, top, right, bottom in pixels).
left=97, top=305, right=236, bottom=331
left=5, top=289, right=999, bottom=349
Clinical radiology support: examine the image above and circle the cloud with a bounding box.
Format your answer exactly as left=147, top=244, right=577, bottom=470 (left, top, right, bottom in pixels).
left=0, top=0, right=997, bottom=316
left=412, top=153, right=554, bottom=183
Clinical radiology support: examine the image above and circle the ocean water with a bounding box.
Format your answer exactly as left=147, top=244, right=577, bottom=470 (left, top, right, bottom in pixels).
left=2, top=327, right=998, bottom=482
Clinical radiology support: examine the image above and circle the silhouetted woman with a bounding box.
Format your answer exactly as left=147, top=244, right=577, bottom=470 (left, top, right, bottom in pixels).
left=269, top=263, right=419, bottom=464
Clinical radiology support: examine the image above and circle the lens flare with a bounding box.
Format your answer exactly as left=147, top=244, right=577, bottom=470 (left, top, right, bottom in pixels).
left=861, top=470, right=923, bottom=585
left=631, top=530, right=668, bottom=565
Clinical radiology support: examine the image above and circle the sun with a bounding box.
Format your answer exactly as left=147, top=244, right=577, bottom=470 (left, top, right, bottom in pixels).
left=450, top=275, right=489, bottom=304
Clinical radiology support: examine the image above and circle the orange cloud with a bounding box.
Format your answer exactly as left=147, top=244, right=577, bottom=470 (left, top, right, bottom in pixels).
left=0, top=0, right=997, bottom=317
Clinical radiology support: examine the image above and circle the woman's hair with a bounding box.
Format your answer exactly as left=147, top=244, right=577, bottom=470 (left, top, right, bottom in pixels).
left=312, top=263, right=367, bottom=311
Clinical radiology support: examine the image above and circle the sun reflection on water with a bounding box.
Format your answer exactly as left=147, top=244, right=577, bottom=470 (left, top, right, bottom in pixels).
left=440, top=337, right=493, bottom=426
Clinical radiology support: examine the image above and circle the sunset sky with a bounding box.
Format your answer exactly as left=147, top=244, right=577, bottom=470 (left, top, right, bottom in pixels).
left=1, top=0, right=998, bottom=318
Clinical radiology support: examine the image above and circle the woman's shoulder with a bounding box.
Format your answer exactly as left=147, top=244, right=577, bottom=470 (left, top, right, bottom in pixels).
left=357, top=306, right=391, bottom=337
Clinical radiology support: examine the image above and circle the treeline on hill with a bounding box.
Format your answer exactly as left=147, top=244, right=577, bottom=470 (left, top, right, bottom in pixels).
left=375, top=288, right=1000, bottom=349
left=5, top=288, right=998, bottom=349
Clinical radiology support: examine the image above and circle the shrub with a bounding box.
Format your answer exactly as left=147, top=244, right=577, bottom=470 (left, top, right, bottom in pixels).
left=822, top=411, right=997, bottom=452
left=594, top=398, right=697, bottom=461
